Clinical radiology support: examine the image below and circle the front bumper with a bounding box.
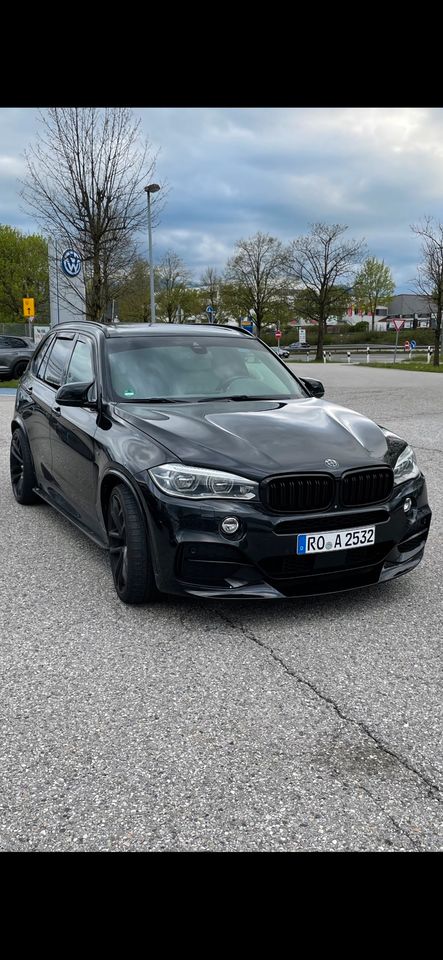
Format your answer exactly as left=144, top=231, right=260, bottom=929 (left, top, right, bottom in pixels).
left=136, top=473, right=432, bottom=599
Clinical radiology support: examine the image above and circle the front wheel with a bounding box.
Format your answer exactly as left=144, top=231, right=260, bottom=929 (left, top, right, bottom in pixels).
left=10, top=429, right=40, bottom=504
left=107, top=484, right=158, bottom=604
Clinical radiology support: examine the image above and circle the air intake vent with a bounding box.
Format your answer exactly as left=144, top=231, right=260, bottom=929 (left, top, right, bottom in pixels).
left=262, top=474, right=334, bottom=513
left=341, top=468, right=393, bottom=506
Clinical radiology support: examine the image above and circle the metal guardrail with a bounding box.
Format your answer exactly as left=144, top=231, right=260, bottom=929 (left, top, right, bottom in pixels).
left=312, top=344, right=433, bottom=354
left=287, top=344, right=437, bottom=365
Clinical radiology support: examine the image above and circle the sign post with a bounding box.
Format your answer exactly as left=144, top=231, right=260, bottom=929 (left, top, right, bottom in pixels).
left=392, top=318, right=405, bottom=363
left=206, top=305, right=215, bottom=324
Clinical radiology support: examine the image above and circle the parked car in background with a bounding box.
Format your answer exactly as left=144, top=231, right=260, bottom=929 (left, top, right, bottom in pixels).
left=271, top=346, right=290, bottom=359
left=0, top=335, right=35, bottom=381
left=287, top=342, right=309, bottom=352
left=10, top=321, right=431, bottom=604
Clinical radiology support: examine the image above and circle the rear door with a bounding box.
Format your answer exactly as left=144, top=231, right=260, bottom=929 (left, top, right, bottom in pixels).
left=22, top=332, right=75, bottom=495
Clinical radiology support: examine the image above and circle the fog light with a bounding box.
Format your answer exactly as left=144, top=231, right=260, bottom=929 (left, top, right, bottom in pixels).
left=221, top=517, right=240, bottom=535
left=404, top=497, right=412, bottom=513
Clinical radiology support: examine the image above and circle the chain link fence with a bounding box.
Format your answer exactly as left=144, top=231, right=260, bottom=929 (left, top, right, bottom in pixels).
left=0, top=322, right=35, bottom=337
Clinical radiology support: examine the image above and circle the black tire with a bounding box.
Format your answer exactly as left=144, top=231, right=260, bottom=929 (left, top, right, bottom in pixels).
left=107, top=483, right=158, bottom=604
left=10, top=428, right=40, bottom=504
left=13, top=360, right=28, bottom=379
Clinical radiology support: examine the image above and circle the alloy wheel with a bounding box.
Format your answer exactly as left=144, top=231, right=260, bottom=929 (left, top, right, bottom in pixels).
left=108, top=492, right=129, bottom=595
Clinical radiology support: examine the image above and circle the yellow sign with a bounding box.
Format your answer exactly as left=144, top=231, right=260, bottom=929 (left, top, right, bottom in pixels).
left=23, top=298, right=35, bottom=317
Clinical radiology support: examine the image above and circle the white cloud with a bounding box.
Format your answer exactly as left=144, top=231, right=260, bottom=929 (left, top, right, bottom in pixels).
left=2, top=106, right=443, bottom=290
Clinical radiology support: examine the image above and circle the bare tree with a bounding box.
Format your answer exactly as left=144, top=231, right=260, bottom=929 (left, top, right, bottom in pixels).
left=156, top=251, right=192, bottom=322
left=225, top=232, right=291, bottom=334
left=21, top=108, right=161, bottom=322
left=411, top=217, right=443, bottom=366
left=199, top=266, right=221, bottom=322
left=289, top=223, right=366, bottom=360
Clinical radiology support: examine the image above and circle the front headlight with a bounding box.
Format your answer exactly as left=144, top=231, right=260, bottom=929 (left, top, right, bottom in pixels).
left=393, top=444, right=420, bottom=485
left=149, top=463, right=259, bottom=500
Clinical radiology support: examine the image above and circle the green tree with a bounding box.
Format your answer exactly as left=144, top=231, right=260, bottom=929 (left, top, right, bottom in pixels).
left=116, top=258, right=150, bottom=322
left=411, top=217, right=443, bottom=366
left=289, top=223, right=366, bottom=361
left=0, top=225, right=49, bottom=323
left=353, top=257, right=395, bottom=332
left=218, top=281, right=248, bottom=324
left=225, top=232, right=291, bottom=335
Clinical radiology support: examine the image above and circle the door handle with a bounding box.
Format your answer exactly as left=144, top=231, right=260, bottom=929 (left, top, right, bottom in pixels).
left=53, top=406, right=61, bottom=415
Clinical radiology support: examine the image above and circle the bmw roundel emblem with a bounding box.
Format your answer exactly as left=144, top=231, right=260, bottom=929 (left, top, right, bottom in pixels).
left=61, top=249, right=82, bottom=277
left=325, top=458, right=339, bottom=469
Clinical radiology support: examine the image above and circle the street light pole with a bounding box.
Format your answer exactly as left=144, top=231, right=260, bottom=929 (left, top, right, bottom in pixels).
left=144, top=183, right=160, bottom=323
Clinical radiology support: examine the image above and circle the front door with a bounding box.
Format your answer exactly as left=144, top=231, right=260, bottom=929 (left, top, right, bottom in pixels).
left=49, top=336, right=100, bottom=533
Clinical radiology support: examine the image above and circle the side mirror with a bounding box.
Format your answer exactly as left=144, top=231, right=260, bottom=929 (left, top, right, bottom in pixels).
left=300, top=377, right=324, bottom=398
left=55, top=380, right=96, bottom=406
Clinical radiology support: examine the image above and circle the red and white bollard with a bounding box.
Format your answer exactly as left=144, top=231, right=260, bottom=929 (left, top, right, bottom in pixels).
left=366, top=346, right=370, bottom=364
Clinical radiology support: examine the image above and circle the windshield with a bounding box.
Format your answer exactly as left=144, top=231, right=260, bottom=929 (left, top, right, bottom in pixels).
left=106, top=335, right=307, bottom=402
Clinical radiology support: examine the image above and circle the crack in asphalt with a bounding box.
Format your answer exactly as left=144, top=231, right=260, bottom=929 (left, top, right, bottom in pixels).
left=216, top=611, right=442, bottom=812
left=413, top=446, right=443, bottom=456
left=357, top=784, right=420, bottom=849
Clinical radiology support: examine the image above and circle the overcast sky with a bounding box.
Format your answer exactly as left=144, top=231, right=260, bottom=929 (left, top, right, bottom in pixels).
left=2, top=106, right=443, bottom=292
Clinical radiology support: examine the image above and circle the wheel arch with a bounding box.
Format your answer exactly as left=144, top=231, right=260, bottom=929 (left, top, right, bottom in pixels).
left=99, top=468, right=162, bottom=589
left=100, top=468, right=148, bottom=529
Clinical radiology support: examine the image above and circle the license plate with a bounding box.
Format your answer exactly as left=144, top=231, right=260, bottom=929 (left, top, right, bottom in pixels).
left=297, top=526, right=375, bottom=555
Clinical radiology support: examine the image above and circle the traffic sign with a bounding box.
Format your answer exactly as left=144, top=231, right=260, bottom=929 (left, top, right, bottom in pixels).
left=23, top=297, right=35, bottom=317
left=410, top=339, right=417, bottom=349
left=404, top=340, right=410, bottom=351
left=275, top=330, right=281, bottom=339
left=206, top=305, right=214, bottom=314
left=392, top=318, right=405, bottom=331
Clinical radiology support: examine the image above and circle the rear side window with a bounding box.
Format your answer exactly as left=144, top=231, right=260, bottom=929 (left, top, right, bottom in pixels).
left=33, top=336, right=53, bottom=378
left=44, top=337, right=74, bottom=387
left=65, top=339, right=95, bottom=384
left=33, top=335, right=56, bottom=380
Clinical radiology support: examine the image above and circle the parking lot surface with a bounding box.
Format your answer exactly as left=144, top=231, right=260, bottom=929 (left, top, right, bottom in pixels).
left=0, top=364, right=442, bottom=851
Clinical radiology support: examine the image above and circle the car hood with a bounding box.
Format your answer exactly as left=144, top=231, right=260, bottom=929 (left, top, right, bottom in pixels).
left=114, top=397, right=391, bottom=479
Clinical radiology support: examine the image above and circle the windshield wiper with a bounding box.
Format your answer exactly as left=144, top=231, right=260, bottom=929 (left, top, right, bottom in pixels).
left=196, top=395, right=290, bottom=403
left=118, top=397, right=191, bottom=404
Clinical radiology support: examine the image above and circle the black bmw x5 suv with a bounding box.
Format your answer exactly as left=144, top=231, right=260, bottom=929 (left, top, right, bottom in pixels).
left=10, top=321, right=431, bottom=603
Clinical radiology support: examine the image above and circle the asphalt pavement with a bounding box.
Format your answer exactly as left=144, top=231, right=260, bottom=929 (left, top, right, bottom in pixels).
left=0, top=364, right=442, bottom=851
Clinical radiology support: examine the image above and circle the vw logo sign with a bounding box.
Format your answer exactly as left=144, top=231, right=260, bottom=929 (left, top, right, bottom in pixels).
left=61, top=249, right=82, bottom=278
left=325, top=458, right=339, bottom=469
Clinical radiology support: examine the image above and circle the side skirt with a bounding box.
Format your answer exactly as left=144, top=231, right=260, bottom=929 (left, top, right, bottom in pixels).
left=33, top=486, right=109, bottom=550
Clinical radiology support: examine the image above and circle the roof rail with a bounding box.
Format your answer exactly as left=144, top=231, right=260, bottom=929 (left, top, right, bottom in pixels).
left=51, top=319, right=115, bottom=335
left=197, top=322, right=255, bottom=336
